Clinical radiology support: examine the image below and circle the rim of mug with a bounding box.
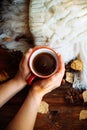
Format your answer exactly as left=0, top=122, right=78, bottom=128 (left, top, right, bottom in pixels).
left=29, top=46, right=59, bottom=78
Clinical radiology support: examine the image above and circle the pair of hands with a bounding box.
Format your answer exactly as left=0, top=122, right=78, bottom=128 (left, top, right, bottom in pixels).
left=15, top=48, right=65, bottom=97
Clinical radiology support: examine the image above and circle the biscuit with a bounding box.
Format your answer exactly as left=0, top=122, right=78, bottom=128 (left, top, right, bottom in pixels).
left=38, top=101, right=49, bottom=114
left=79, top=110, right=87, bottom=120
left=82, top=90, right=87, bottom=102
left=71, top=60, right=83, bottom=71
left=66, top=72, right=74, bottom=83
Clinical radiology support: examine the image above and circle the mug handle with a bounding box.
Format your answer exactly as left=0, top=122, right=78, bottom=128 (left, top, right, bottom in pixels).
left=27, top=73, right=37, bottom=85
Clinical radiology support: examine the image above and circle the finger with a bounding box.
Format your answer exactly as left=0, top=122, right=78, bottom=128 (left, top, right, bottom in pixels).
left=23, top=48, right=33, bottom=67
left=50, top=55, right=65, bottom=80
left=57, top=54, right=65, bottom=75
left=20, top=48, right=32, bottom=63
left=24, top=48, right=33, bottom=59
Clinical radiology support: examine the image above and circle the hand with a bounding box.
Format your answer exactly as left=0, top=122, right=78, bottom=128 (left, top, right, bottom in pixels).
left=14, top=49, right=32, bottom=86
left=31, top=54, right=65, bottom=98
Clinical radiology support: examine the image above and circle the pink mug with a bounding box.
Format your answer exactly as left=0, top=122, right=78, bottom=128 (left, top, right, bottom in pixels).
left=27, top=46, right=59, bottom=85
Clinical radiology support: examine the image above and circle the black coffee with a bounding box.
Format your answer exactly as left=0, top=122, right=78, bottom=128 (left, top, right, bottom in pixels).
left=33, top=52, right=57, bottom=76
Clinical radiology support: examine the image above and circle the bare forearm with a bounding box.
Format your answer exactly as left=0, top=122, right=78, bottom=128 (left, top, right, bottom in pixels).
left=5, top=51, right=65, bottom=130
left=0, top=78, right=26, bottom=107
left=6, top=90, right=43, bottom=130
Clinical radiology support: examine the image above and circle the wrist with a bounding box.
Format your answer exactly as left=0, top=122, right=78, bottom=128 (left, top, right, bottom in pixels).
left=31, top=83, right=48, bottom=98
left=13, top=75, right=27, bottom=89
left=28, top=87, right=44, bottom=101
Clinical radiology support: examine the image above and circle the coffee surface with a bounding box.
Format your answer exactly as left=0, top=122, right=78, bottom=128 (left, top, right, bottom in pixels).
left=33, top=53, right=57, bottom=76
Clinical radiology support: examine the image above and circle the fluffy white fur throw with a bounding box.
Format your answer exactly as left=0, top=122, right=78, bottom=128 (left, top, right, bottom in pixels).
left=0, top=0, right=87, bottom=89
left=0, top=0, right=33, bottom=52
left=29, top=0, right=87, bottom=89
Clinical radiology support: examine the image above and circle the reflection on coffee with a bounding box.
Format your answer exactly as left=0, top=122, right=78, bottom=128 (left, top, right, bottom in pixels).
left=33, top=53, right=57, bottom=76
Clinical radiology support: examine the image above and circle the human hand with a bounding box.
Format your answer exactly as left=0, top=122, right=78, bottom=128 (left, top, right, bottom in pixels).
left=14, top=49, right=32, bottom=87
left=31, top=54, right=65, bottom=98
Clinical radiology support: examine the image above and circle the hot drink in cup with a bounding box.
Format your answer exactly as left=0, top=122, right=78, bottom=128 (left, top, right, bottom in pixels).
left=27, top=46, right=59, bottom=85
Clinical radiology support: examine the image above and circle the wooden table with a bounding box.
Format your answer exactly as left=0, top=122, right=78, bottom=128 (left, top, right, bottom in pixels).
left=0, top=84, right=87, bottom=130
left=0, top=46, right=87, bottom=130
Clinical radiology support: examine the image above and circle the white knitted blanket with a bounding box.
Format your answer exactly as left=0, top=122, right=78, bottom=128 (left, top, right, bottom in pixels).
left=29, top=0, right=87, bottom=89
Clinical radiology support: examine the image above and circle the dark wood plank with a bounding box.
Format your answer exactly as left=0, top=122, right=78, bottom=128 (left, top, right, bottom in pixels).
left=0, top=46, right=87, bottom=130
left=0, top=85, right=87, bottom=130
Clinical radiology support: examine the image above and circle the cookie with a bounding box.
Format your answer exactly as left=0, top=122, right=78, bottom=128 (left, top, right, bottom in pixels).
left=65, top=72, right=74, bottom=83
left=38, top=101, right=49, bottom=114
left=82, top=90, right=87, bottom=102
left=79, top=110, right=87, bottom=120
left=71, top=60, right=83, bottom=71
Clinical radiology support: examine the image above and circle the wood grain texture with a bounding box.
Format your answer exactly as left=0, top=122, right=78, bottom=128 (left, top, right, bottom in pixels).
left=0, top=46, right=87, bottom=130
left=0, top=85, right=87, bottom=130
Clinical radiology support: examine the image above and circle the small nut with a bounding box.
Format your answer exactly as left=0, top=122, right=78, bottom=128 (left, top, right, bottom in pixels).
left=0, top=71, right=9, bottom=82
left=62, top=79, right=66, bottom=85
